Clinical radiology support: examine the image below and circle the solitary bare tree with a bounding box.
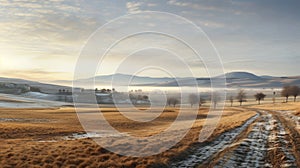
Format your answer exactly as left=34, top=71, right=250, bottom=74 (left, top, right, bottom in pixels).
left=236, top=90, right=247, bottom=106
left=167, top=97, right=180, bottom=107
left=229, top=96, right=234, bottom=107
left=290, top=86, right=300, bottom=102
left=254, top=92, right=266, bottom=105
left=281, top=86, right=291, bottom=102
left=188, top=94, right=198, bottom=107
left=211, top=92, right=221, bottom=109
left=272, top=91, right=276, bottom=104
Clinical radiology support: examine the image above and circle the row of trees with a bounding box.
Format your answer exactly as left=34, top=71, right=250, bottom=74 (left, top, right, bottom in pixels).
left=281, top=85, right=300, bottom=102
left=58, top=89, right=72, bottom=95
left=166, top=85, right=300, bottom=108
left=233, top=85, right=300, bottom=105
left=235, top=91, right=266, bottom=105
left=229, top=90, right=265, bottom=106
left=186, top=90, right=263, bottom=107
left=95, top=88, right=115, bottom=93
left=93, top=85, right=300, bottom=107
left=167, top=94, right=206, bottom=107
left=167, top=91, right=248, bottom=108
left=129, top=94, right=149, bottom=104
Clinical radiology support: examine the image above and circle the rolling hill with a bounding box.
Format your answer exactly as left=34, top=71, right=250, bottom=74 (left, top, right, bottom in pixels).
left=2, top=72, right=300, bottom=91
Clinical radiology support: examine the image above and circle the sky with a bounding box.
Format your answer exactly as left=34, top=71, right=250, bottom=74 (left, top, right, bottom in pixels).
left=0, top=0, right=300, bottom=82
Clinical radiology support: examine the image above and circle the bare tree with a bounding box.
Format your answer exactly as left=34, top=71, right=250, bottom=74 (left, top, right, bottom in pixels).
left=229, top=96, right=234, bottom=107
left=272, top=91, right=276, bottom=104
left=188, top=94, right=199, bottom=107
left=101, top=88, right=107, bottom=93
left=211, top=92, right=221, bottom=109
left=254, top=92, right=266, bottom=105
left=129, top=94, right=137, bottom=104
left=167, top=97, right=171, bottom=106
left=142, top=95, right=149, bottom=100
left=172, top=98, right=180, bottom=107
left=236, top=90, right=247, bottom=106
left=290, top=86, right=300, bottom=102
left=167, top=97, right=180, bottom=107
left=281, top=86, right=291, bottom=102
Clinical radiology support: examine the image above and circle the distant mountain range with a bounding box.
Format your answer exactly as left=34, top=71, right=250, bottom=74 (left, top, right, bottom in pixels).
left=54, top=72, right=300, bottom=89
left=1, top=72, right=300, bottom=92
left=223, top=72, right=300, bottom=88
left=55, top=73, right=191, bottom=87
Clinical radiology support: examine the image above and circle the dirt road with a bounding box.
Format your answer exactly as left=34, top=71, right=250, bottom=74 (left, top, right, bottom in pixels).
left=172, top=109, right=300, bottom=168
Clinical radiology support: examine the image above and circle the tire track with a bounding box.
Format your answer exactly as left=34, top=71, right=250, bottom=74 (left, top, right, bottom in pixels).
left=171, top=113, right=259, bottom=168
left=214, top=111, right=297, bottom=168
left=266, top=115, right=297, bottom=168
left=171, top=110, right=299, bottom=168
left=214, top=112, right=272, bottom=167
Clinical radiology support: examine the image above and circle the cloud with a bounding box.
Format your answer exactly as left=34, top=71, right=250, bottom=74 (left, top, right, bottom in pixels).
left=167, top=0, right=227, bottom=12
left=0, top=0, right=104, bottom=76
left=147, top=3, right=157, bottom=7
left=197, top=20, right=225, bottom=28
left=1, top=69, right=70, bottom=81
left=126, top=2, right=142, bottom=13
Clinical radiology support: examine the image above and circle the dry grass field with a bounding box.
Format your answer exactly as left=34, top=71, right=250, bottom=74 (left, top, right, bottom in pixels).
left=0, top=105, right=257, bottom=167
left=251, top=101, right=300, bottom=116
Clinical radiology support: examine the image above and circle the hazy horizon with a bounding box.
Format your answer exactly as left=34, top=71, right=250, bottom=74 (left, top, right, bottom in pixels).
left=0, top=70, right=299, bottom=84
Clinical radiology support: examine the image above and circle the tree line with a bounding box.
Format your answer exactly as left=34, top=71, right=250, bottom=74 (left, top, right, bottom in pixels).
left=166, top=85, right=300, bottom=108
left=281, top=85, right=300, bottom=102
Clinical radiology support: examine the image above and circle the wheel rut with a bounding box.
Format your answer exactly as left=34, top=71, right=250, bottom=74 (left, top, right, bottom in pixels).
left=171, top=110, right=300, bottom=168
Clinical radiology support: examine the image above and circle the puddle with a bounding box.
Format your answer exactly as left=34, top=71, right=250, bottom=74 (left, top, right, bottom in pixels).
left=64, top=132, right=128, bottom=140
left=37, top=140, right=58, bottom=143
left=36, top=131, right=128, bottom=143
left=0, top=118, right=51, bottom=123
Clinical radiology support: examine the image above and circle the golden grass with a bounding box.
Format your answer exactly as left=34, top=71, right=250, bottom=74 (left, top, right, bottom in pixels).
left=0, top=106, right=256, bottom=167
left=249, top=101, right=300, bottom=116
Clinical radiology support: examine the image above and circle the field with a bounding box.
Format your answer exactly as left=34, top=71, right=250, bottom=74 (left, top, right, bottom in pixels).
left=0, top=95, right=300, bottom=167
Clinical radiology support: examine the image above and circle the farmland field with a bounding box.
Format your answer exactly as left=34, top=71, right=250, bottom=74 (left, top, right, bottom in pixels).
left=1, top=94, right=299, bottom=167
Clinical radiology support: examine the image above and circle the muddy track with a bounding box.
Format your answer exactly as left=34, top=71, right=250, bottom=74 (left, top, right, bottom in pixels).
left=171, top=110, right=300, bottom=168
left=171, top=113, right=260, bottom=168
left=269, top=111, right=300, bottom=167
